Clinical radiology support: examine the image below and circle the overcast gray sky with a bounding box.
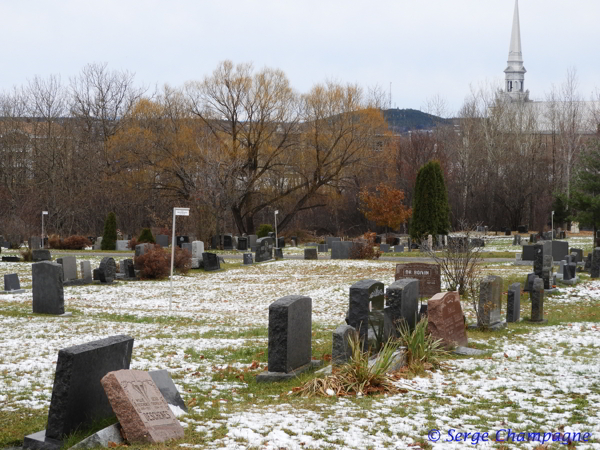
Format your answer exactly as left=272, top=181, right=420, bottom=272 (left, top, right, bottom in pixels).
left=2, top=0, right=598, bottom=116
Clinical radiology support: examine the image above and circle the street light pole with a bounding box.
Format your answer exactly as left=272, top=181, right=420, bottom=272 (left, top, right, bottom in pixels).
left=42, top=211, right=48, bottom=248
left=274, top=210, right=279, bottom=248
left=551, top=211, right=554, bottom=241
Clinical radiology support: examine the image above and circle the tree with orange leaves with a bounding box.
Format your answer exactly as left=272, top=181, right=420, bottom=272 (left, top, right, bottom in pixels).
left=359, top=183, right=412, bottom=231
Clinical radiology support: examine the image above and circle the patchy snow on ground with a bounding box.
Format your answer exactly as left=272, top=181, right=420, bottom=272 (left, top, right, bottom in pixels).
left=1, top=257, right=600, bottom=449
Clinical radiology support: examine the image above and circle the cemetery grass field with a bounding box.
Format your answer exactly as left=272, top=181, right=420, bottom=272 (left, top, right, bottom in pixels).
left=1, top=236, right=599, bottom=449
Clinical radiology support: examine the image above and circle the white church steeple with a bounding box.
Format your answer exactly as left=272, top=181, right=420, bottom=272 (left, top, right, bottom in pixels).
left=504, top=0, right=529, bottom=101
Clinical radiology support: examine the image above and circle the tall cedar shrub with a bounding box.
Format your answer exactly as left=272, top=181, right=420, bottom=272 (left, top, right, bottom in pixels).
left=138, top=228, right=156, bottom=244
left=101, top=212, right=117, bottom=250
left=257, top=224, right=274, bottom=238
left=410, top=160, right=450, bottom=241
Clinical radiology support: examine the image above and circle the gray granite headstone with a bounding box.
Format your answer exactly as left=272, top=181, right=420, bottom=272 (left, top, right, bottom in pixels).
left=591, top=248, right=600, bottom=278
left=32, top=249, right=52, bottom=262
left=191, top=241, right=205, bottom=259
left=135, top=243, right=151, bottom=258
left=478, top=275, right=502, bottom=327
left=23, top=335, right=134, bottom=450
left=530, top=277, right=545, bottom=322
left=202, top=252, right=220, bottom=271
left=243, top=253, right=253, bottom=265
left=331, top=241, right=355, bottom=259
left=379, top=244, right=390, bottom=253
left=386, top=278, right=419, bottom=332
left=304, top=248, right=317, bottom=260
left=248, top=235, right=258, bottom=248
left=568, top=262, right=577, bottom=279
left=148, top=369, right=187, bottom=412
left=521, top=245, right=535, bottom=261
left=325, top=237, right=341, bottom=250
left=266, top=295, right=312, bottom=373
left=182, top=242, right=193, bottom=254
left=393, top=245, right=405, bottom=253
left=115, top=240, right=129, bottom=251
left=56, top=256, right=77, bottom=282
left=506, top=282, right=521, bottom=322
left=523, top=273, right=536, bottom=292
left=552, top=240, right=569, bottom=262
left=156, top=234, right=169, bottom=248
left=317, top=244, right=328, bottom=253
left=99, top=257, right=116, bottom=283
left=563, top=263, right=572, bottom=280
left=80, top=261, right=92, bottom=282
left=29, top=236, right=42, bottom=250
left=3, top=273, right=24, bottom=293
left=332, top=324, right=357, bottom=365
left=32, top=261, right=64, bottom=315
left=571, top=248, right=583, bottom=263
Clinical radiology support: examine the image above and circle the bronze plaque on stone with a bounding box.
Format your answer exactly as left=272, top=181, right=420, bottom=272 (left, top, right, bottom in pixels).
left=101, top=370, right=184, bottom=444
left=427, top=291, right=468, bottom=348
left=395, top=263, right=441, bottom=297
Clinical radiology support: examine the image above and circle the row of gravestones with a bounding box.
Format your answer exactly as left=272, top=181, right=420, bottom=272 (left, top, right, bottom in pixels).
left=521, top=240, right=582, bottom=263
left=210, top=234, right=285, bottom=252
left=23, top=335, right=187, bottom=449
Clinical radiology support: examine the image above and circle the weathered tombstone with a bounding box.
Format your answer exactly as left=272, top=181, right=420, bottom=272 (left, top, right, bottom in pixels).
left=243, top=253, right=253, bottom=265
left=290, top=237, right=297, bottom=247
left=393, top=245, right=404, bottom=253
left=331, top=241, right=355, bottom=259
left=223, top=234, right=233, bottom=250
left=101, top=370, right=184, bottom=444
left=386, top=278, right=419, bottom=332
left=202, top=252, right=220, bottom=271
left=32, top=249, right=52, bottom=262
left=427, top=234, right=433, bottom=250
left=427, top=291, right=467, bottom=348
left=237, top=237, right=248, bottom=251
left=93, top=237, right=103, bottom=250
left=529, top=277, right=546, bottom=323
left=115, top=240, right=129, bottom=251
left=304, top=248, right=318, bottom=260
left=533, top=242, right=551, bottom=277
left=148, top=369, right=188, bottom=412
left=3, top=273, right=25, bottom=294
left=529, top=234, right=537, bottom=244
left=512, top=235, right=518, bottom=246
left=248, top=234, right=258, bottom=248
left=189, top=241, right=204, bottom=259
left=56, top=256, right=77, bottom=282
left=122, top=259, right=135, bottom=278
left=255, top=237, right=274, bottom=262
left=317, top=244, right=328, bottom=253
left=182, top=242, right=193, bottom=254
left=326, top=237, right=341, bottom=250
left=395, top=263, right=441, bottom=298
left=571, top=248, right=583, bottom=263
left=80, top=261, right=92, bottom=283
left=23, top=335, right=134, bottom=450
left=135, top=243, right=151, bottom=258
left=379, top=243, right=390, bottom=253
left=156, top=234, right=169, bottom=248
left=523, top=273, right=536, bottom=292
left=32, top=261, right=64, bottom=315
left=277, top=236, right=285, bottom=248
left=552, top=240, right=569, bottom=262
left=346, top=280, right=384, bottom=352
left=99, top=257, right=117, bottom=283
left=257, top=295, right=315, bottom=381
left=332, top=324, right=357, bottom=365
left=29, top=236, right=42, bottom=250
left=542, top=254, right=553, bottom=289
left=506, top=283, right=521, bottom=322
left=477, top=275, right=504, bottom=329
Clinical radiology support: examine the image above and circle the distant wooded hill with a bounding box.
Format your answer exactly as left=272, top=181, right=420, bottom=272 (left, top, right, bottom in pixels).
left=383, top=108, right=450, bottom=133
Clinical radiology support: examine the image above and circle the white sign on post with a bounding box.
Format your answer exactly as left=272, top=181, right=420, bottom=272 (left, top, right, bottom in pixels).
left=170, top=207, right=190, bottom=314
left=42, top=211, right=48, bottom=215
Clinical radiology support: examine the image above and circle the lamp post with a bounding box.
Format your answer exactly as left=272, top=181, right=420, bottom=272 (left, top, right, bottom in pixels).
left=42, top=211, right=48, bottom=248
left=551, top=211, right=554, bottom=241
left=274, top=210, right=279, bottom=248
left=170, top=207, right=189, bottom=314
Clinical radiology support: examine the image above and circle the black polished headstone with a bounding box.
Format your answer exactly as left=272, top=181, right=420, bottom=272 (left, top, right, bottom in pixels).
left=4, top=273, right=21, bottom=291
left=176, top=235, right=189, bottom=248
left=2, top=256, right=20, bottom=262
left=243, top=253, right=253, bottom=265
left=530, top=278, right=545, bottom=322
left=202, top=252, right=221, bottom=271
left=255, top=237, right=274, bottom=262
left=346, top=279, right=385, bottom=351
left=32, top=249, right=51, bottom=262
left=32, top=261, right=64, bottom=315
left=223, top=234, right=233, bottom=250
left=591, top=248, right=600, bottom=278
left=24, top=335, right=134, bottom=450
left=304, top=248, right=317, bottom=260
left=237, top=237, right=248, bottom=251
left=277, top=236, right=285, bottom=248
left=386, top=278, right=419, bottom=332
left=267, top=295, right=312, bottom=373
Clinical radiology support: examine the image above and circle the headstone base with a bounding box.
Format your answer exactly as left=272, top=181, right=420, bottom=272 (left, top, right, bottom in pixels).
left=468, top=321, right=507, bottom=331
left=23, top=430, right=62, bottom=450
left=70, top=423, right=124, bottom=449
left=256, top=360, right=322, bottom=383
left=1, top=289, right=25, bottom=294
left=557, top=277, right=579, bottom=285
left=526, top=319, right=548, bottom=324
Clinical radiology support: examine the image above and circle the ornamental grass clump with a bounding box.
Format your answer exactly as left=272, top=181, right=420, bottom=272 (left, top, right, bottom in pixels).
left=397, top=318, right=448, bottom=373
left=295, top=334, right=400, bottom=397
